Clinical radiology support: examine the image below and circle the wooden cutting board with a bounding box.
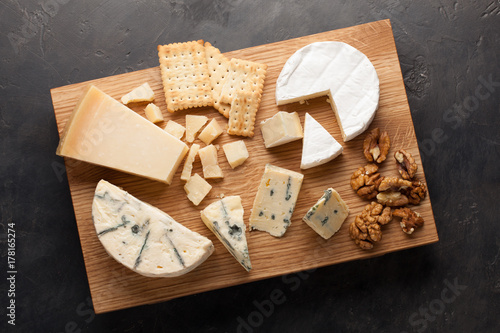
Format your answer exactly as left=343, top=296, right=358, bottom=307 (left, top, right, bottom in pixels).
left=51, top=19, right=438, bottom=314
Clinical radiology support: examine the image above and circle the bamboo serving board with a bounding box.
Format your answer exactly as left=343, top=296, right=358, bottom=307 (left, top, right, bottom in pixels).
left=51, top=19, right=438, bottom=314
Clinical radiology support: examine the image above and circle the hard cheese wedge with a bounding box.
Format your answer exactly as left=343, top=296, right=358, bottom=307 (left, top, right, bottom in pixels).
left=275, top=41, right=379, bottom=141
left=201, top=196, right=252, bottom=271
left=302, top=188, right=349, bottom=239
left=56, top=85, right=188, bottom=184
left=301, top=113, right=343, bottom=169
left=121, top=82, right=155, bottom=104
left=260, top=111, right=303, bottom=148
left=92, top=180, right=214, bottom=277
left=249, top=164, right=304, bottom=237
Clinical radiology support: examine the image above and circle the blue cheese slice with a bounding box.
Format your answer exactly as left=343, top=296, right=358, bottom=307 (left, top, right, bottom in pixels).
left=92, top=180, right=214, bottom=277
left=249, top=164, right=304, bottom=237
left=303, top=188, right=349, bottom=239
left=200, top=196, right=252, bottom=271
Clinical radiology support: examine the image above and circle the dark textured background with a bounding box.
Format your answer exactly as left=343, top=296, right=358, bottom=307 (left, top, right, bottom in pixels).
left=1, top=0, right=499, bottom=332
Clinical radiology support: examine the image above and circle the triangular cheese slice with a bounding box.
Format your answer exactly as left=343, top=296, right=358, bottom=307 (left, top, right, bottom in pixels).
left=200, top=196, right=252, bottom=271
left=301, top=113, right=343, bottom=169
left=92, top=180, right=214, bottom=277
left=185, top=115, right=208, bottom=143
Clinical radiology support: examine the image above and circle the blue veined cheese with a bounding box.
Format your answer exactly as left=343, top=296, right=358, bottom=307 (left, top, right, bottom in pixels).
left=92, top=180, right=214, bottom=277
left=302, top=188, right=349, bottom=239
left=200, top=196, right=251, bottom=271
left=249, top=164, right=304, bottom=237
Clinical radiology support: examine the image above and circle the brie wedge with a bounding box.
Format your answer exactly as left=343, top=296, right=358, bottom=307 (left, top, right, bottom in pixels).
left=92, top=180, right=214, bottom=277
left=275, top=41, right=379, bottom=141
left=301, top=113, right=343, bottom=169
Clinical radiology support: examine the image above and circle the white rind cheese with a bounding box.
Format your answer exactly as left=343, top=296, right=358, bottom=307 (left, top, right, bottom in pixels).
left=201, top=196, right=252, bottom=271
left=249, top=164, right=304, bottom=237
left=302, top=188, right=349, bottom=239
left=56, top=85, right=188, bottom=184
left=92, top=180, right=214, bottom=277
left=275, top=41, right=379, bottom=141
left=301, top=113, right=343, bottom=169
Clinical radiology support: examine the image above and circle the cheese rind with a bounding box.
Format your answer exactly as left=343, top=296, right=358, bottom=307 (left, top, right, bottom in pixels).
left=275, top=41, right=379, bottom=141
left=184, top=173, right=212, bottom=206
left=201, top=196, right=252, bottom=271
left=302, top=188, right=349, bottom=239
left=222, top=140, right=249, bottom=169
left=260, top=111, right=303, bottom=148
left=92, top=180, right=213, bottom=277
left=144, top=103, right=164, bottom=123
left=301, top=113, right=343, bottom=169
left=249, top=164, right=304, bottom=237
left=121, top=82, right=155, bottom=104
left=56, top=85, right=188, bottom=184
left=185, top=115, right=208, bottom=143
left=198, top=144, right=223, bottom=179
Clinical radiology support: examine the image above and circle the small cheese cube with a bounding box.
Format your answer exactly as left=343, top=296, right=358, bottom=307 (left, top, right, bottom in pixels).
left=164, top=120, right=186, bottom=140
left=222, top=140, right=249, bottom=169
left=260, top=111, right=303, bottom=148
left=184, top=173, right=212, bottom=206
left=198, top=144, right=223, bottom=179
left=302, top=188, right=349, bottom=239
left=180, top=144, right=200, bottom=181
left=121, top=82, right=155, bottom=104
left=198, top=118, right=223, bottom=145
left=185, top=115, right=208, bottom=143
left=144, top=103, right=164, bottom=123
left=249, top=164, right=304, bottom=237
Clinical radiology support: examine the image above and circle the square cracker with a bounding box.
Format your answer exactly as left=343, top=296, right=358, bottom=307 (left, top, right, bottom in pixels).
left=219, top=58, right=267, bottom=106
left=204, top=42, right=232, bottom=118
left=227, top=92, right=261, bottom=137
left=158, top=40, right=213, bottom=113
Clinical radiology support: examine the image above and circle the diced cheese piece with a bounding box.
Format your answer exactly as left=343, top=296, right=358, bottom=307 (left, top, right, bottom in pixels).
left=180, top=144, right=200, bottom=181
left=249, top=164, right=304, bottom=237
left=222, top=140, right=249, bottom=169
left=185, top=115, right=208, bottom=143
left=302, top=188, right=349, bottom=239
left=198, top=144, right=223, bottom=179
left=184, top=173, right=212, bottom=206
left=260, top=111, right=303, bottom=148
left=92, top=180, right=214, bottom=277
left=275, top=41, right=379, bottom=141
left=198, top=118, right=223, bottom=145
left=121, top=82, right=155, bottom=104
left=144, top=103, right=164, bottom=123
left=301, top=113, right=343, bottom=169
left=201, top=196, right=252, bottom=271
left=164, top=120, right=186, bottom=140
left=56, top=85, right=188, bottom=184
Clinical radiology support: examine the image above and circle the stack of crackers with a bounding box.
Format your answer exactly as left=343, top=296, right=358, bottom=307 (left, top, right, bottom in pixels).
left=157, top=40, right=267, bottom=137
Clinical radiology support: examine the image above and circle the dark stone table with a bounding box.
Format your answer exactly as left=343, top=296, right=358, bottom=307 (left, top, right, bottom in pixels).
left=1, top=0, right=499, bottom=332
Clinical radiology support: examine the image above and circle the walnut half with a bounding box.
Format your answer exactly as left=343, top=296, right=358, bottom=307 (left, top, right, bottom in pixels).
left=394, top=149, right=418, bottom=180
left=393, top=207, right=424, bottom=234
left=363, top=128, right=391, bottom=163
left=349, top=202, right=393, bottom=249
left=350, top=164, right=382, bottom=200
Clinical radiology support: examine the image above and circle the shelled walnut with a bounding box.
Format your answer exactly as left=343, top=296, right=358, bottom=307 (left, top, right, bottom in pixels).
left=363, top=128, right=391, bottom=163
left=393, top=207, right=424, bottom=234
left=394, top=149, right=418, bottom=180
left=376, top=176, right=412, bottom=207
left=349, top=202, right=393, bottom=250
left=350, top=164, right=383, bottom=200
left=404, top=180, right=427, bottom=205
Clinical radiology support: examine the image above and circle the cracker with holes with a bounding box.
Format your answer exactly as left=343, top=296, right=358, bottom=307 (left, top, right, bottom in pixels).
left=227, top=92, right=261, bottom=137
left=158, top=40, right=213, bottom=113
left=204, top=42, right=232, bottom=118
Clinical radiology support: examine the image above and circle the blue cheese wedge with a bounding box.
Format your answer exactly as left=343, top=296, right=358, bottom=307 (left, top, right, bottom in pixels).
left=249, top=164, right=304, bottom=237
left=303, top=188, right=349, bottom=239
left=92, top=180, right=214, bottom=277
left=200, top=196, right=252, bottom=271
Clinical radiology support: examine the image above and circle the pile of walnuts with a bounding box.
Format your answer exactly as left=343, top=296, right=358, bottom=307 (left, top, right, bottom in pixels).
left=349, top=128, right=426, bottom=250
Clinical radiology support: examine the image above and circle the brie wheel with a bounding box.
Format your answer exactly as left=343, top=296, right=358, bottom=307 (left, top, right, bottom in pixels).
left=276, top=41, right=379, bottom=141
